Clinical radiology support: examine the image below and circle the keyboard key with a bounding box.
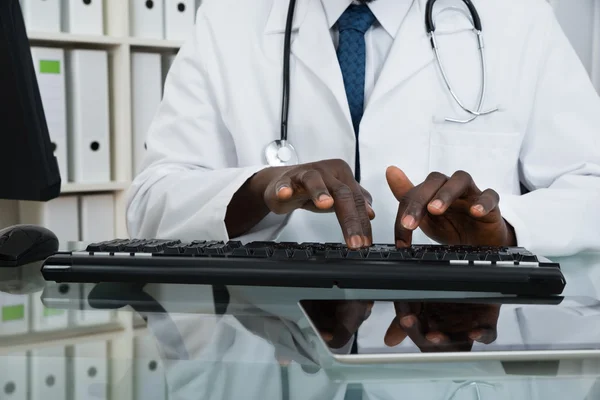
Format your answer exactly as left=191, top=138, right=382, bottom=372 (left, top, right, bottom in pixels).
left=422, top=252, right=439, bottom=261
left=326, top=249, right=346, bottom=259
left=164, top=244, right=187, bottom=255
left=230, top=248, right=250, bottom=257
left=518, top=253, right=538, bottom=262
left=272, top=249, right=291, bottom=259
left=442, top=252, right=460, bottom=261
left=485, top=253, right=502, bottom=262
left=366, top=250, right=385, bottom=260
left=292, top=249, right=311, bottom=260
left=465, top=253, right=481, bottom=261
left=86, top=243, right=106, bottom=252
left=227, top=241, right=242, bottom=249
left=183, top=245, right=205, bottom=255
left=388, top=251, right=405, bottom=260
left=346, top=250, right=364, bottom=259
left=251, top=248, right=272, bottom=258
left=204, top=244, right=230, bottom=256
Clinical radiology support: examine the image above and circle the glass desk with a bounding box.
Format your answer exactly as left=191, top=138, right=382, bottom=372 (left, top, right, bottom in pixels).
left=0, top=251, right=600, bottom=400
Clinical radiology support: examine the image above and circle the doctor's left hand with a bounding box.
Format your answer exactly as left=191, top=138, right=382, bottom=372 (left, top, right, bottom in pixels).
left=386, top=167, right=517, bottom=247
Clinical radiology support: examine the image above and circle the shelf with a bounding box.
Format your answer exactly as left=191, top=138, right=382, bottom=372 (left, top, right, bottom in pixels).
left=27, top=31, right=124, bottom=47
left=0, top=322, right=125, bottom=355
left=128, top=37, right=184, bottom=51
left=61, top=181, right=130, bottom=194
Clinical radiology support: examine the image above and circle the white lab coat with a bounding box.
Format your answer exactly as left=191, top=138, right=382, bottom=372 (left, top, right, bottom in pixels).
left=127, top=0, right=600, bottom=256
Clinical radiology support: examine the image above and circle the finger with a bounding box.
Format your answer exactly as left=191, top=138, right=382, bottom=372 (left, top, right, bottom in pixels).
left=322, top=174, right=365, bottom=249
left=295, top=169, right=334, bottom=210
left=360, top=187, right=376, bottom=221
left=401, top=172, right=448, bottom=230
left=351, top=182, right=373, bottom=246
left=384, top=317, right=408, bottom=347
left=386, top=166, right=415, bottom=201
left=469, top=327, right=498, bottom=345
left=470, top=189, right=501, bottom=218
left=394, top=302, right=422, bottom=325
left=274, top=175, right=294, bottom=201
left=427, top=170, right=475, bottom=215
left=360, top=186, right=373, bottom=207
left=425, top=331, right=451, bottom=346
left=394, top=199, right=413, bottom=247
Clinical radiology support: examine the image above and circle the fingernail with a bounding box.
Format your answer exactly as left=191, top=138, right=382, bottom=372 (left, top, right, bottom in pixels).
left=318, top=194, right=331, bottom=202
left=469, top=332, right=482, bottom=341
left=472, top=205, right=485, bottom=214
left=428, top=335, right=442, bottom=344
left=349, top=235, right=363, bottom=249
left=430, top=200, right=444, bottom=210
left=402, top=215, right=416, bottom=230
left=400, top=316, right=416, bottom=328
left=277, top=185, right=290, bottom=193
left=362, top=236, right=372, bottom=247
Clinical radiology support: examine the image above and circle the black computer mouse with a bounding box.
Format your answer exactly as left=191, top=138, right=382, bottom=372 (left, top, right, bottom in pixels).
left=0, top=225, right=59, bottom=267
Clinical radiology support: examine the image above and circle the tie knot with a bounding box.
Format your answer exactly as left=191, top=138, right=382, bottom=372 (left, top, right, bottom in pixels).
left=337, top=4, right=376, bottom=34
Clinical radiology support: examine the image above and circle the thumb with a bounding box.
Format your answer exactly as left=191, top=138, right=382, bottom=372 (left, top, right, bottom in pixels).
left=384, top=317, right=408, bottom=347
left=386, top=166, right=414, bottom=201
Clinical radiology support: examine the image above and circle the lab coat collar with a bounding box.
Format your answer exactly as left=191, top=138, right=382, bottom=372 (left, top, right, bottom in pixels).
left=366, top=0, right=434, bottom=108
left=320, top=0, right=413, bottom=39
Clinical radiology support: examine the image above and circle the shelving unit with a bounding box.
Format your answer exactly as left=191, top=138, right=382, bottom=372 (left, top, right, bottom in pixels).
left=0, top=2, right=187, bottom=398
left=15, top=0, right=184, bottom=240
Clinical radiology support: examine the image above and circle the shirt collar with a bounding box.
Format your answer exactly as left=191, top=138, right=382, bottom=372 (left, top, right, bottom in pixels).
left=320, top=0, right=413, bottom=38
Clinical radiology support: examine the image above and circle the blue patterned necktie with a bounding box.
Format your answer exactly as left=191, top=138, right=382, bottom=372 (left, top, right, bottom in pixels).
left=336, top=4, right=376, bottom=182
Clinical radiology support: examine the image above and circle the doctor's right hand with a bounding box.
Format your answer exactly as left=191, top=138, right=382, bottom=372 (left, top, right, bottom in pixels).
left=226, top=159, right=375, bottom=248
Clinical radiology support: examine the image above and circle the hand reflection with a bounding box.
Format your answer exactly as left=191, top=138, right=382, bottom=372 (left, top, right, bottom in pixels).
left=302, top=300, right=374, bottom=349
left=384, top=302, right=501, bottom=352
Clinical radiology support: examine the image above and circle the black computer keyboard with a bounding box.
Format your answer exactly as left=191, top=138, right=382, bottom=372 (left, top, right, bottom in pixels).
left=42, top=239, right=565, bottom=295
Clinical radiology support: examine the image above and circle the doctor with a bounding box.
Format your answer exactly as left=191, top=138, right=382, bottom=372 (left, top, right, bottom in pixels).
left=127, top=0, right=600, bottom=256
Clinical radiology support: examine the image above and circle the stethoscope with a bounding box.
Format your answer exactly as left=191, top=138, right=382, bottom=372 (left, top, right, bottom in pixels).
left=264, top=0, right=499, bottom=167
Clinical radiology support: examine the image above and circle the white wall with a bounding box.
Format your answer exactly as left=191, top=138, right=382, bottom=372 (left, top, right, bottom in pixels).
left=550, top=0, right=600, bottom=92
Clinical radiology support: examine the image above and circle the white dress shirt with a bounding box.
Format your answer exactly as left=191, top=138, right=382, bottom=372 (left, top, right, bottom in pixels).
left=322, top=0, right=413, bottom=102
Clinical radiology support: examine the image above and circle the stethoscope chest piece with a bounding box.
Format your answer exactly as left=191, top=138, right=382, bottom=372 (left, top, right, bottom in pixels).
left=264, top=140, right=299, bottom=166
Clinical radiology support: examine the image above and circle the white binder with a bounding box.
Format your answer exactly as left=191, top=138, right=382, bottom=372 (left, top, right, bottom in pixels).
left=62, top=0, right=105, bottom=35
left=0, top=352, right=27, bottom=400
left=72, top=342, right=108, bottom=400
left=75, top=283, right=113, bottom=326
left=19, top=196, right=80, bottom=242
left=130, top=0, right=164, bottom=39
left=30, top=47, right=69, bottom=182
left=134, top=335, right=167, bottom=400
left=21, top=0, right=61, bottom=33
left=0, top=293, right=29, bottom=336
left=30, top=347, right=67, bottom=400
left=132, top=53, right=162, bottom=176
left=31, top=290, right=69, bottom=332
left=66, top=50, right=111, bottom=183
left=80, top=194, right=115, bottom=242
left=164, top=0, right=195, bottom=41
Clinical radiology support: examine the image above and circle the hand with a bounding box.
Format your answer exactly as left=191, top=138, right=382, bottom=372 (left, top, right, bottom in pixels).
left=384, top=302, right=501, bottom=353
left=386, top=167, right=517, bottom=247
left=302, top=300, right=374, bottom=349
left=254, top=159, right=375, bottom=248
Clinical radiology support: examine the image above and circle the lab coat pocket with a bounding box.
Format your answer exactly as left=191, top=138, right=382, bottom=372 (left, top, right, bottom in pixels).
left=428, top=128, right=522, bottom=193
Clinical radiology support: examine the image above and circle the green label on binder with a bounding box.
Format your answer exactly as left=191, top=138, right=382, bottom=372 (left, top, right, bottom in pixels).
left=43, top=308, right=65, bottom=317
left=2, top=305, right=25, bottom=322
left=40, top=60, right=61, bottom=74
